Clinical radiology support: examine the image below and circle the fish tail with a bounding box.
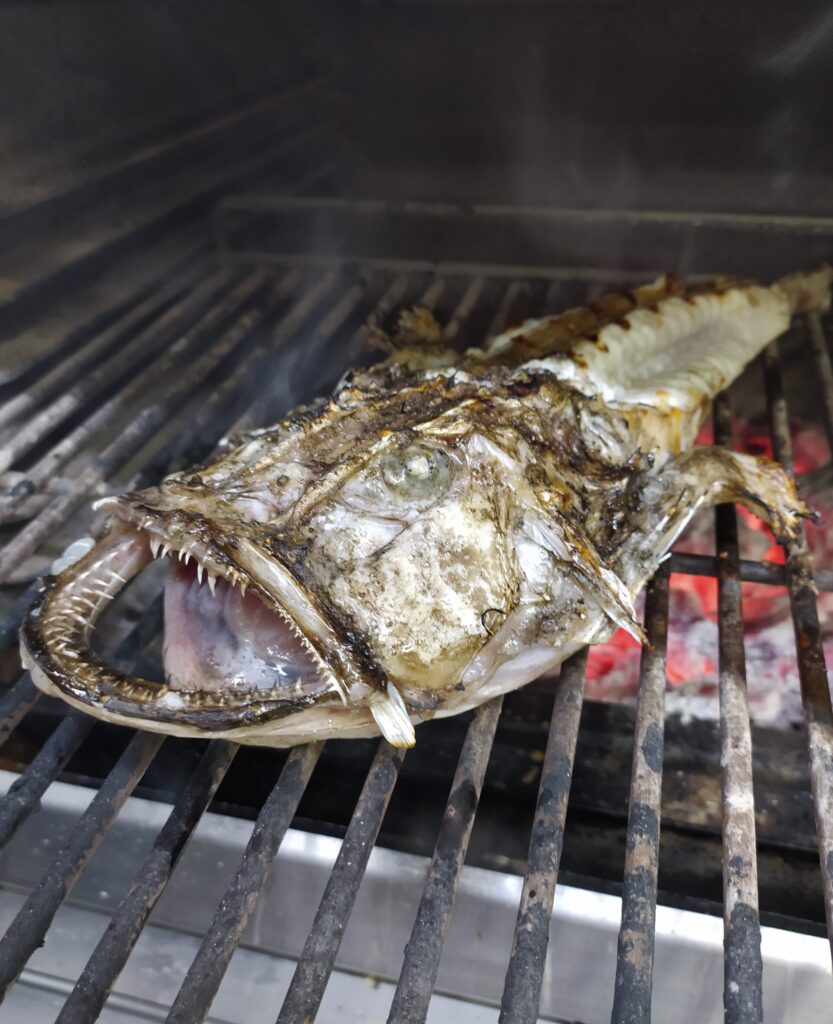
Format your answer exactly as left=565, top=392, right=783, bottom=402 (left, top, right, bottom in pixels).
left=774, top=264, right=833, bottom=314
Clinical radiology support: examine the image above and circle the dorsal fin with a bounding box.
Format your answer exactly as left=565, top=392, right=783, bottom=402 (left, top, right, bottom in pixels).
left=467, top=275, right=685, bottom=366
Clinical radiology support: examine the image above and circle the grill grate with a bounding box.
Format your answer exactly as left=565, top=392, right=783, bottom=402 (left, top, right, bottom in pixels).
left=0, top=203, right=831, bottom=1022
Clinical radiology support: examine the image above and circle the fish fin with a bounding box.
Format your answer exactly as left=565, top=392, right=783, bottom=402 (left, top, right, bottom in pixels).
left=775, top=265, right=833, bottom=314
left=370, top=307, right=458, bottom=371
left=634, top=447, right=812, bottom=571
left=525, top=509, right=647, bottom=645
left=370, top=682, right=416, bottom=747
left=468, top=275, right=683, bottom=366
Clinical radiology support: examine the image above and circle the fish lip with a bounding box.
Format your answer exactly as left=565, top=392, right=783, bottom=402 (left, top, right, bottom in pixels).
left=19, top=511, right=351, bottom=732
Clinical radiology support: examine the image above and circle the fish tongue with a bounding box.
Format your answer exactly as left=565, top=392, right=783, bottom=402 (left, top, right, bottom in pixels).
left=162, top=561, right=320, bottom=694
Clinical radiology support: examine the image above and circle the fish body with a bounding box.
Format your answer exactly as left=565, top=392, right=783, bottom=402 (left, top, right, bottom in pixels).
left=21, top=268, right=831, bottom=746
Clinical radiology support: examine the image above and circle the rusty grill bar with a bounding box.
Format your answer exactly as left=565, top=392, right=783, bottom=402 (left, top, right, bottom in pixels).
left=0, top=209, right=830, bottom=1024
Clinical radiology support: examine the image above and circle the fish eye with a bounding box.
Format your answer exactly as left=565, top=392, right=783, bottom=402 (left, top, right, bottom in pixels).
left=379, top=444, right=453, bottom=502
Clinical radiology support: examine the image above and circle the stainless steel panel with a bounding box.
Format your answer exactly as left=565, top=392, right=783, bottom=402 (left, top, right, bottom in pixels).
left=0, top=770, right=829, bottom=1023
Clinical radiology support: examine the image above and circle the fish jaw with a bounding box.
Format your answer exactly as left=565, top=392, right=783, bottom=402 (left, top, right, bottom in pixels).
left=19, top=501, right=417, bottom=747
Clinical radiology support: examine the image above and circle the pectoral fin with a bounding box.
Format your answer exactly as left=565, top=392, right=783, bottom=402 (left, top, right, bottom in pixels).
left=626, top=446, right=812, bottom=586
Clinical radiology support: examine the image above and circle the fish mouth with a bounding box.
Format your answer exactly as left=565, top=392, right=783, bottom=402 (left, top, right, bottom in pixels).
left=20, top=508, right=353, bottom=732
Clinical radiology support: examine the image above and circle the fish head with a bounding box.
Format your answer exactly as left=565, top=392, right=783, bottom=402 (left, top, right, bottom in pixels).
left=21, top=384, right=627, bottom=745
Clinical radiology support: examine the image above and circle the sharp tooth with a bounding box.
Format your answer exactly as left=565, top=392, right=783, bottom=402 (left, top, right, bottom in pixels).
left=149, top=537, right=161, bottom=558
left=161, top=543, right=171, bottom=558
left=178, top=550, right=186, bottom=563
left=208, top=574, right=217, bottom=596
left=240, top=581, right=247, bottom=597
left=91, top=496, right=120, bottom=512
left=196, top=563, right=204, bottom=584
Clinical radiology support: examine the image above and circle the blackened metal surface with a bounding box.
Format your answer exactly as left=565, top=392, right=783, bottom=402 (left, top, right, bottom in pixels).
left=55, top=739, right=239, bottom=1024
left=0, top=729, right=163, bottom=997
left=0, top=270, right=271, bottom=581
left=0, top=675, right=39, bottom=746
left=764, top=339, right=833, bottom=965
left=0, top=709, right=93, bottom=852
left=0, top=266, right=237, bottom=485
left=216, top=196, right=833, bottom=281
left=714, top=392, right=763, bottom=1024
left=669, top=550, right=833, bottom=592
left=165, top=742, right=322, bottom=1024
left=805, top=312, right=833, bottom=459
left=387, top=698, right=503, bottom=1024
left=611, top=565, right=670, bottom=1024
left=499, top=649, right=588, bottom=1024
left=277, top=741, right=406, bottom=1024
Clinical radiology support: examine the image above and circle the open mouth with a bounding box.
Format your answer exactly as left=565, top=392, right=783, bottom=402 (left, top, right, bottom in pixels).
left=163, top=558, right=322, bottom=697
left=21, top=501, right=418, bottom=746
left=20, top=515, right=339, bottom=730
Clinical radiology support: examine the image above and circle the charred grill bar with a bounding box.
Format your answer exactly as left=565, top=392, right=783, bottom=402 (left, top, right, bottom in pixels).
left=0, top=190, right=830, bottom=1023
left=610, top=565, right=670, bottom=1023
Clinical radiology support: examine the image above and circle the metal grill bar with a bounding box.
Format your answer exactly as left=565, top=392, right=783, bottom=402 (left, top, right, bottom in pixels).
left=0, top=676, right=40, bottom=746
left=335, top=273, right=411, bottom=370
left=165, top=742, right=323, bottom=1024
left=610, top=565, right=670, bottom=1024
left=806, top=312, right=833, bottom=459
left=388, top=697, right=503, bottom=1024
left=129, top=268, right=371, bottom=489
left=55, top=740, right=239, bottom=1024
left=0, top=271, right=315, bottom=581
left=0, top=730, right=164, bottom=997
left=0, top=583, right=47, bottom=655
left=0, top=261, right=210, bottom=447
left=0, top=589, right=163, bottom=853
left=0, top=710, right=94, bottom=853
left=764, top=338, right=833, bottom=964
left=123, top=265, right=309, bottom=479
left=669, top=550, right=833, bottom=592
left=0, top=244, right=206, bottom=435
left=277, top=741, right=406, bottom=1024
left=714, top=392, right=763, bottom=1024
left=0, top=269, right=257, bottom=510
left=485, top=280, right=529, bottom=339
left=499, top=649, right=588, bottom=1024
left=0, top=157, right=336, bottom=531
left=444, top=276, right=485, bottom=342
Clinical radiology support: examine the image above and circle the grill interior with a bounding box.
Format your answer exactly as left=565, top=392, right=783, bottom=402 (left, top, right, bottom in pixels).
left=1, top=5, right=833, bottom=1023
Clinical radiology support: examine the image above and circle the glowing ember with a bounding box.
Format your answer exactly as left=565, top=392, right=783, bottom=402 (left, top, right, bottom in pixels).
left=585, top=419, right=833, bottom=725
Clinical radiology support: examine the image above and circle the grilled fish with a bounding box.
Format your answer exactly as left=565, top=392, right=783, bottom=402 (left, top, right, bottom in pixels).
left=21, top=268, right=832, bottom=747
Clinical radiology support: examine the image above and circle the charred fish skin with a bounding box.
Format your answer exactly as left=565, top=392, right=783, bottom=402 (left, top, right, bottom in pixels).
left=20, top=268, right=831, bottom=747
